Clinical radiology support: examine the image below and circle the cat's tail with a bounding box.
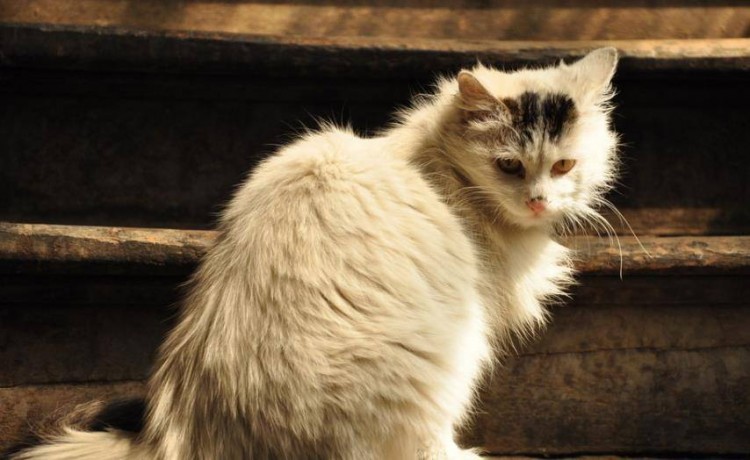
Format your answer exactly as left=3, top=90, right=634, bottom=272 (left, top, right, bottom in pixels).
left=8, top=429, right=138, bottom=460
left=4, top=398, right=150, bottom=460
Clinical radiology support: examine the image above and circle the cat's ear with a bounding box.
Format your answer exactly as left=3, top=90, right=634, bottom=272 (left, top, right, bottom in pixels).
left=457, top=71, right=497, bottom=109
left=456, top=71, right=506, bottom=122
left=565, top=47, right=618, bottom=97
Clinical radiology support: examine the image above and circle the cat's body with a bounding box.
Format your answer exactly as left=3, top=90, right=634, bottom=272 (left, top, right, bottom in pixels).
left=10, top=48, right=618, bottom=460
left=143, top=128, right=492, bottom=459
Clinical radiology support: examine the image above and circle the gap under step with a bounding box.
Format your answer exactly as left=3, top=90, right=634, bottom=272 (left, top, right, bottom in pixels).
left=1, top=222, right=748, bottom=277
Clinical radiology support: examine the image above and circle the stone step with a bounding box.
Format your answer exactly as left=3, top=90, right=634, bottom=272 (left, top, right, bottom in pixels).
left=3, top=0, right=748, bottom=41
left=2, top=23, right=749, bottom=77
left=1, top=222, right=749, bottom=277
left=1, top=17, right=749, bottom=457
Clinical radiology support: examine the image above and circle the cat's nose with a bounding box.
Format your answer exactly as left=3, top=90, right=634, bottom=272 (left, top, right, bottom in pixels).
left=526, top=198, right=547, bottom=214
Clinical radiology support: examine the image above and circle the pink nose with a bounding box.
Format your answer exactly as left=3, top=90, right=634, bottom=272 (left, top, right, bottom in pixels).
left=526, top=199, right=546, bottom=214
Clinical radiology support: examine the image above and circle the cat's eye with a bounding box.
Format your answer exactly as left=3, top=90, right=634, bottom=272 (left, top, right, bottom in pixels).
left=551, top=159, right=577, bottom=176
left=495, top=158, right=524, bottom=177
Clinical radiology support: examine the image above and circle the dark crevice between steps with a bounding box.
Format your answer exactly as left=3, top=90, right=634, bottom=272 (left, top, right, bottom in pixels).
left=0, top=379, right=145, bottom=390
left=486, top=452, right=750, bottom=459
left=516, top=343, right=750, bottom=358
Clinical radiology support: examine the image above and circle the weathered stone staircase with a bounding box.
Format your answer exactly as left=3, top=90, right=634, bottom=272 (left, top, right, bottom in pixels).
left=1, top=2, right=749, bottom=457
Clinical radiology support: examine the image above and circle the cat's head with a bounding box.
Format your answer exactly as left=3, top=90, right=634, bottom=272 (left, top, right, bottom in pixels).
left=441, top=48, right=619, bottom=231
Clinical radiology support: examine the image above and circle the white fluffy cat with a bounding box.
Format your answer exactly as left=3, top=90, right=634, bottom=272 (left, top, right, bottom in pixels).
left=11, top=48, right=619, bottom=460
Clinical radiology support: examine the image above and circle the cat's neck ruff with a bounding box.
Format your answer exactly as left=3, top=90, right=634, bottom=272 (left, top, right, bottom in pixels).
left=377, top=87, right=575, bottom=346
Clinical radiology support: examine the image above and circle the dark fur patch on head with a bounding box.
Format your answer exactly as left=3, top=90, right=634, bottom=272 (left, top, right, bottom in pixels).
left=89, top=397, right=146, bottom=433
left=503, top=91, right=577, bottom=144
left=518, top=92, right=541, bottom=142
left=543, top=94, right=577, bottom=140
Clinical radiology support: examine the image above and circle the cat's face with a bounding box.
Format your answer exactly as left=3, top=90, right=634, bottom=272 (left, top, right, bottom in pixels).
left=447, top=48, right=619, bottom=230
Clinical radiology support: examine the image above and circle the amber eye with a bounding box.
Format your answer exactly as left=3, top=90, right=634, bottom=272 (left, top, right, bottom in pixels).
left=495, top=158, right=525, bottom=177
left=551, top=159, right=577, bottom=176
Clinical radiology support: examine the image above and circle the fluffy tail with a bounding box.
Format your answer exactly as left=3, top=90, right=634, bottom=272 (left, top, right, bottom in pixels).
left=5, top=398, right=149, bottom=460
left=9, top=430, right=139, bottom=460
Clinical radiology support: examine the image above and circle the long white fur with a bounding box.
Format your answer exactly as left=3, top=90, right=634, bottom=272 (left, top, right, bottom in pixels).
left=12, top=48, right=619, bottom=460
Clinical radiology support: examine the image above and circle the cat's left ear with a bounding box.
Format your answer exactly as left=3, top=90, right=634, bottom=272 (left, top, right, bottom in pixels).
left=456, top=71, right=509, bottom=123
left=457, top=71, right=498, bottom=111
left=564, top=47, right=618, bottom=98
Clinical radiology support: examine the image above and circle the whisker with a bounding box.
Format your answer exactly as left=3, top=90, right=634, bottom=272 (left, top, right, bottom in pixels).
left=598, top=198, right=650, bottom=258
left=585, top=207, right=624, bottom=278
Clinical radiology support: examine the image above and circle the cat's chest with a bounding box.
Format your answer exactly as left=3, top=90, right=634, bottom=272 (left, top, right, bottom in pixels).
left=475, top=231, right=572, bottom=333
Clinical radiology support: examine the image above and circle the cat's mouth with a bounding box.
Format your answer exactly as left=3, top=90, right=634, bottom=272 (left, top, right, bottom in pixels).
left=525, top=210, right=553, bottom=224
left=525, top=199, right=547, bottom=216
left=501, top=202, right=556, bottom=228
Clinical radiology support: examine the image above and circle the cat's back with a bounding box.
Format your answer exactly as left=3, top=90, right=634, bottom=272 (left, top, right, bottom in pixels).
left=225, top=126, right=471, bottom=264
left=230, top=127, right=430, bottom=220
left=219, top=125, right=478, bottom=326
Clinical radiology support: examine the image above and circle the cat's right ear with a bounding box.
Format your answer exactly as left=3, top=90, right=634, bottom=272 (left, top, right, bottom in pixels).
left=564, top=47, right=618, bottom=100
left=457, top=71, right=504, bottom=122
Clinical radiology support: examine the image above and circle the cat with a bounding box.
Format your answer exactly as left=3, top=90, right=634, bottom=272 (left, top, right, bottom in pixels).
left=9, top=47, right=619, bottom=460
